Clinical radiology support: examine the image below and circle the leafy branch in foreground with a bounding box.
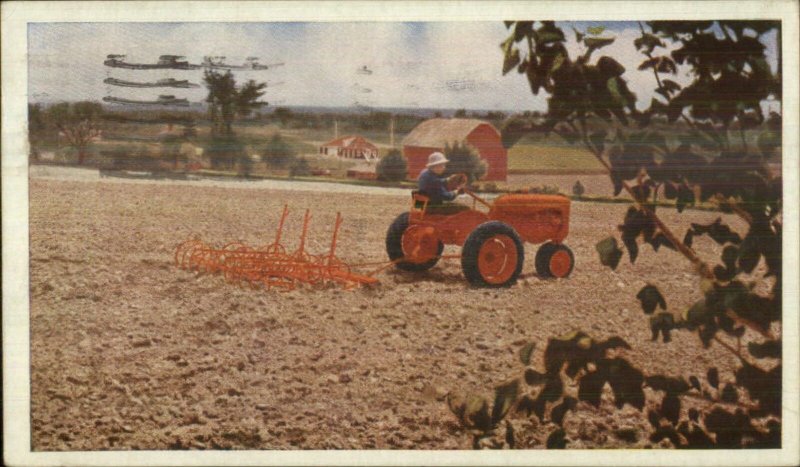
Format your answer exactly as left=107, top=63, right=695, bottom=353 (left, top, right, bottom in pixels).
left=445, top=20, right=782, bottom=450
left=446, top=334, right=780, bottom=449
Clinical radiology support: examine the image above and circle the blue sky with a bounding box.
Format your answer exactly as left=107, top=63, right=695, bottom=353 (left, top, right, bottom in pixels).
left=28, top=21, right=779, bottom=112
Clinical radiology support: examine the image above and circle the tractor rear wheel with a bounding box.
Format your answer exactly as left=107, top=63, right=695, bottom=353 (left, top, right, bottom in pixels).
left=535, top=242, right=575, bottom=278
left=386, top=212, right=443, bottom=271
left=461, top=221, right=524, bottom=287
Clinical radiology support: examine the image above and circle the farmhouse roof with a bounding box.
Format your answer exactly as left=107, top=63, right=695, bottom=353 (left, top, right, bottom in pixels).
left=402, top=118, right=497, bottom=148
left=321, top=135, right=376, bottom=150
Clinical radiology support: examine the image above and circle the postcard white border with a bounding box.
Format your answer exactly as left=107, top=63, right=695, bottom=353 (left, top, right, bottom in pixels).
left=3, top=1, right=799, bottom=466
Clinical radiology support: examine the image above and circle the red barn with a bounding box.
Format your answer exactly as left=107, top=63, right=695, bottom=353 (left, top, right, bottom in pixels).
left=402, top=118, right=507, bottom=181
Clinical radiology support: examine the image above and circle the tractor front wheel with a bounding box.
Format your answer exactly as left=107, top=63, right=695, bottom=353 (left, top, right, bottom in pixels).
left=535, top=242, right=575, bottom=278
left=386, top=212, right=444, bottom=272
left=461, top=221, right=524, bottom=287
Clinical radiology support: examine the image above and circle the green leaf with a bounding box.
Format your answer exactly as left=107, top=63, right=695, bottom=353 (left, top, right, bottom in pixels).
left=518, top=341, right=536, bottom=366
left=587, top=25, right=606, bottom=35
left=597, top=56, right=626, bottom=77
left=690, top=218, right=742, bottom=245
left=524, top=368, right=548, bottom=385
left=577, top=336, right=593, bottom=350
left=465, top=394, right=492, bottom=431
left=578, top=370, right=605, bottom=407
left=546, top=428, right=568, bottom=449
left=722, top=245, right=739, bottom=269
left=647, top=409, right=661, bottom=428
left=634, top=33, right=664, bottom=53
left=502, top=38, right=522, bottom=76
left=648, top=233, right=677, bottom=252
left=688, top=376, right=701, bottom=391
left=676, top=185, right=695, bottom=213
left=683, top=299, right=710, bottom=330
left=504, top=421, right=515, bottom=448
left=597, top=336, right=631, bottom=352
left=512, top=21, right=533, bottom=41
left=584, top=37, right=615, bottom=57
left=757, top=130, right=780, bottom=158
left=721, top=384, right=739, bottom=403
left=748, top=339, right=781, bottom=359
left=491, top=379, right=520, bottom=425
left=636, top=284, right=667, bottom=315
left=550, top=396, right=577, bottom=426
left=535, top=22, right=566, bottom=44
left=550, top=53, right=565, bottom=73
left=661, top=394, right=681, bottom=424
left=735, top=363, right=781, bottom=416
left=607, top=77, right=625, bottom=105
left=515, top=395, right=537, bottom=417
left=600, top=358, right=646, bottom=410
left=650, top=312, right=675, bottom=343
left=619, top=207, right=654, bottom=264
left=589, top=131, right=606, bottom=154
left=539, top=375, right=565, bottom=402
left=707, top=367, right=719, bottom=389
left=645, top=375, right=691, bottom=394
left=572, top=27, right=585, bottom=43
left=595, top=236, right=623, bottom=270
left=614, top=427, right=639, bottom=443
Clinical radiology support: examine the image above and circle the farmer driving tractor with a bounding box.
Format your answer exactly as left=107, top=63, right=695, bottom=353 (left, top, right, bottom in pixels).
left=417, top=152, right=469, bottom=214
left=386, top=150, right=575, bottom=287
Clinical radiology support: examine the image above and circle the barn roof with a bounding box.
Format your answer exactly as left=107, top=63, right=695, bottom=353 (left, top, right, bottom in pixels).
left=402, top=118, right=498, bottom=148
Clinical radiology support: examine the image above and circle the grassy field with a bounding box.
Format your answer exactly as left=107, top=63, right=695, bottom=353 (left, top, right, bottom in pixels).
left=507, top=143, right=604, bottom=173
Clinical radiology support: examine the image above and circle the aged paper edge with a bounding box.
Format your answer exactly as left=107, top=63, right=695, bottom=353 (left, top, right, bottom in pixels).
left=2, top=1, right=799, bottom=466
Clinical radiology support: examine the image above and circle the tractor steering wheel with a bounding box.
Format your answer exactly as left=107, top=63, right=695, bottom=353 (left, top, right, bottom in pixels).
left=446, top=173, right=468, bottom=191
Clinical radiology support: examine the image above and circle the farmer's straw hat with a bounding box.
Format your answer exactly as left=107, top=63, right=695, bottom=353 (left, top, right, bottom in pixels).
left=426, top=152, right=449, bottom=168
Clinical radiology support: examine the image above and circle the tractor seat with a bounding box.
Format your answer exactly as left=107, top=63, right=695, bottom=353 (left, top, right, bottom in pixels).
left=412, top=190, right=430, bottom=203
left=411, top=190, right=430, bottom=211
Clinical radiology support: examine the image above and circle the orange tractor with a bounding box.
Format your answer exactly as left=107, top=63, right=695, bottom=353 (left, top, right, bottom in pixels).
left=385, top=177, right=574, bottom=287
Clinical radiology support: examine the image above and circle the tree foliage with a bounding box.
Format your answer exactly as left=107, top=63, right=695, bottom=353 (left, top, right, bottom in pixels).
left=203, top=70, right=267, bottom=136
left=376, top=149, right=408, bottom=181
left=443, top=141, right=487, bottom=183
left=445, top=20, right=782, bottom=450
left=261, top=133, right=297, bottom=169
left=47, top=101, right=105, bottom=165
left=205, top=134, right=245, bottom=170
left=289, top=156, right=311, bottom=177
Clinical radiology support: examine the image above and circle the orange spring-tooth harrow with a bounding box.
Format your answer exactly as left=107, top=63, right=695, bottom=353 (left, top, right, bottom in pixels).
left=174, top=205, right=380, bottom=291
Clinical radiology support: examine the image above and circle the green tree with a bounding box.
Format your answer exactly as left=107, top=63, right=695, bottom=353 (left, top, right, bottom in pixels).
left=454, top=108, right=468, bottom=118
left=262, top=133, right=297, bottom=169
left=205, top=134, right=244, bottom=170
left=272, top=107, right=294, bottom=127
left=47, top=101, right=104, bottom=165
left=28, top=103, right=45, bottom=161
left=203, top=70, right=267, bottom=136
left=446, top=20, right=782, bottom=450
left=375, top=149, right=408, bottom=181
left=28, top=103, right=45, bottom=132
left=443, top=142, right=487, bottom=183
left=572, top=180, right=585, bottom=197
left=289, top=157, right=311, bottom=177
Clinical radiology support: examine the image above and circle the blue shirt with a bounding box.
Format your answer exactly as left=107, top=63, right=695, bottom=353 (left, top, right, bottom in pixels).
left=418, top=168, right=456, bottom=204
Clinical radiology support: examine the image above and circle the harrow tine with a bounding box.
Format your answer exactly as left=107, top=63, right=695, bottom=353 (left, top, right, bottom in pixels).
left=296, top=209, right=312, bottom=258
left=274, top=204, right=289, bottom=246
left=174, top=207, right=382, bottom=292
